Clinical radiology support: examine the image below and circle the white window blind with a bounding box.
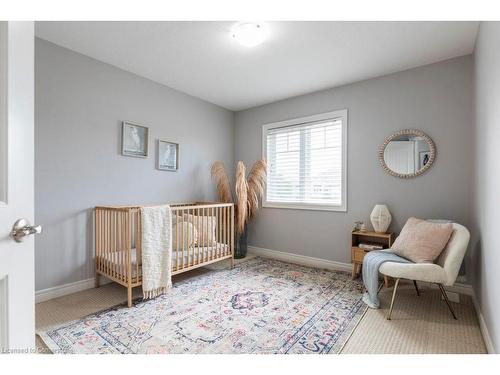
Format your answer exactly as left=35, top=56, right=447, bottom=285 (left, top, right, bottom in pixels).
left=263, top=110, right=347, bottom=211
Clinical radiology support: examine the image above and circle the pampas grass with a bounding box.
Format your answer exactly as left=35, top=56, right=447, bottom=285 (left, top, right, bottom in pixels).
left=210, top=159, right=267, bottom=234
left=235, top=161, right=248, bottom=234
left=210, top=161, right=233, bottom=203
left=246, top=159, right=267, bottom=220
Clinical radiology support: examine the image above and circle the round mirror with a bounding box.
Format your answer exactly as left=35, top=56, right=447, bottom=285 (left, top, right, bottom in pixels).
left=379, top=129, right=436, bottom=178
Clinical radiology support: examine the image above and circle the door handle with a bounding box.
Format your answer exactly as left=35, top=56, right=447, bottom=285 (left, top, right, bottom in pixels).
left=10, top=218, right=42, bottom=243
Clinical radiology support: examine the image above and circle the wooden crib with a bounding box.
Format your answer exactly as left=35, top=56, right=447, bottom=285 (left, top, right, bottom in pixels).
left=94, top=202, right=234, bottom=307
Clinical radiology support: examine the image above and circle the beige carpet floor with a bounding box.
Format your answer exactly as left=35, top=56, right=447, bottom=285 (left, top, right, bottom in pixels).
left=341, top=284, right=486, bottom=353
left=36, top=257, right=487, bottom=354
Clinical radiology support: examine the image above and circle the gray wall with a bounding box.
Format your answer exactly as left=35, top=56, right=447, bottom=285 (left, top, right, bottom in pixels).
left=35, top=39, right=476, bottom=295
left=35, top=39, right=234, bottom=291
left=235, top=56, right=474, bottom=267
left=472, top=22, right=500, bottom=353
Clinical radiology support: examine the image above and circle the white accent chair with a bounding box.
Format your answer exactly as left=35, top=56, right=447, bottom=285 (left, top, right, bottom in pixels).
left=379, top=223, right=470, bottom=320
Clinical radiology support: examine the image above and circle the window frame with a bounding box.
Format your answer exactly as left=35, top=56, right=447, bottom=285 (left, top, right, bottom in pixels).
left=262, top=109, right=348, bottom=212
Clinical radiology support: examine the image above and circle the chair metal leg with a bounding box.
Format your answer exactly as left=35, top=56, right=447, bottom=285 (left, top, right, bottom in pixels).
left=438, top=284, right=457, bottom=320
left=387, top=278, right=400, bottom=320
left=413, top=280, right=420, bottom=296
left=377, top=280, right=384, bottom=295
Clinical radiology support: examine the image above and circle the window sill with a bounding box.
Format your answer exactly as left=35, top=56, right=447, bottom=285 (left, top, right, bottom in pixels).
left=262, top=202, right=347, bottom=212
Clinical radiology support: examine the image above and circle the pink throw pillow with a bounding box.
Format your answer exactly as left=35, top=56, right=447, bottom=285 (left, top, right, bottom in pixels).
left=391, top=217, right=453, bottom=263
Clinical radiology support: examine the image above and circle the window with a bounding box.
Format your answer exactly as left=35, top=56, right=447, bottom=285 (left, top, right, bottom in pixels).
left=262, top=110, right=347, bottom=211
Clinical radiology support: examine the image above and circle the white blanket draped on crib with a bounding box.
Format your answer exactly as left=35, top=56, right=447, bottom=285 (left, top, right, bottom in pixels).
left=140, top=205, right=172, bottom=299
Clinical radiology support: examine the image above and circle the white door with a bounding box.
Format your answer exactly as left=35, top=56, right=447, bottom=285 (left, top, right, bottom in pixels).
left=383, top=140, right=415, bottom=175
left=0, top=21, right=36, bottom=352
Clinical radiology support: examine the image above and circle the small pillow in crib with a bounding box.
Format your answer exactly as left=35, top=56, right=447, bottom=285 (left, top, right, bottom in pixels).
left=391, top=217, right=453, bottom=263
left=172, top=222, right=198, bottom=250
left=182, top=214, right=217, bottom=246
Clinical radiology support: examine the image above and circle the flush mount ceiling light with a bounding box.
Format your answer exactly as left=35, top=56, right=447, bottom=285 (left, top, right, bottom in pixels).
left=231, top=22, right=268, bottom=47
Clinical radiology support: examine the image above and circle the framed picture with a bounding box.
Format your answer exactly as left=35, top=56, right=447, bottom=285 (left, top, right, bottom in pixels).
left=122, top=121, right=149, bottom=157
left=157, top=140, right=179, bottom=171
left=419, top=151, right=431, bottom=169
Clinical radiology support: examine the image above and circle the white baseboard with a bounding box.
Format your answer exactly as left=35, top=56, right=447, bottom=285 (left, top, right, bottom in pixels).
left=35, top=277, right=111, bottom=303
left=471, top=291, right=496, bottom=354
left=248, top=246, right=352, bottom=273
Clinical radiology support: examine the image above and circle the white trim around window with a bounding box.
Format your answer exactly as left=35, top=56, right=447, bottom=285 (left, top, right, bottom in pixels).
left=262, top=109, right=347, bottom=212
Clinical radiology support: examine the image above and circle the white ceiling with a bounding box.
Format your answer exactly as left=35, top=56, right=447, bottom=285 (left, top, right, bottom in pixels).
left=35, top=21, right=479, bottom=111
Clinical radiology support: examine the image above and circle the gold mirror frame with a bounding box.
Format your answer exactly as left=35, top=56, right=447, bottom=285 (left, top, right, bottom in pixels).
left=378, top=129, right=436, bottom=179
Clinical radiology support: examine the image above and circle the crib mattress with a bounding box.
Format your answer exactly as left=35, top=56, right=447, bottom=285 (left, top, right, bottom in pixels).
left=98, top=243, right=230, bottom=277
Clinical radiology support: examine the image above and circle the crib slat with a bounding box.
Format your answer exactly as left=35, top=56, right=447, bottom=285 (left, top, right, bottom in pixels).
left=120, top=212, right=127, bottom=282
left=188, top=208, right=190, bottom=268
left=217, top=207, right=224, bottom=257
left=101, top=209, right=105, bottom=276
left=175, top=209, right=179, bottom=271
left=209, top=206, right=213, bottom=261
left=117, top=211, right=121, bottom=282
left=102, top=209, right=106, bottom=274
left=208, top=207, right=211, bottom=262
left=182, top=210, right=191, bottom=270
left=123, top=211, right=127, bottom=283
left=133, top=209, right=136, bottom=283
left=194, top=207, right=198, bottom=265
left=106, top=210, right=110, bottom=276
left=231, top=205, right=234, bottom=258
left=223, top=206, right=226, bottom=256
left=117, top=211, right=121, bottom=280
left=227, top=206, right=229, bottom=256
left=109, top=211, right=113, bottom=279
left=217, top=206, right=221, bottom=259
left=200, top=207, right=204, bottom=265
left=95, top=209, right=100, bottom=276
left=227, top=205, right=230, bottom=256
left=211, top=206, right=214, bottom=261
left=109, top=210, right=113, bottom=276
left=207, top=207, right=210, bottom=262
left=204, top=207, right=208, bottom=263
left=111, top=211, right=118, bottom=277
left=104, top=209, right=108, bottom=276
left=136, top=210, right=139, bottom=282
left=201, top=207, right=204, bottom=264
left=182, top=212, right=189, bottom=268
left=118, top=211, right=121, bottom=280
left=195, top=208, right=199, bottom=266
left=123, top=211, right=127, bottom=281
left=114, top=210, right=118, bottom=280
left=127, top=211, right=131, bottom=284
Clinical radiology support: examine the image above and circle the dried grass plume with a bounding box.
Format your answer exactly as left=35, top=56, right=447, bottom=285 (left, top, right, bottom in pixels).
left=235, top=161, right=248, bottom=234
left=210, top=161, right=233, bottom=203
left=247, top=159, right=267, bottom=219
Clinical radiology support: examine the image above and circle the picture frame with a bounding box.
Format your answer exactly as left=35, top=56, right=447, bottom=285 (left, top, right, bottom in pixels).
left=122, top=121, right=149, bottom=157
left=157, top=140, right=179, bottom=171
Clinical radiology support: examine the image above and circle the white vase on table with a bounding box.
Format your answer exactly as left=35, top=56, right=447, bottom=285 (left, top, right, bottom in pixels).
left=370, top=204, right=392, bottom=233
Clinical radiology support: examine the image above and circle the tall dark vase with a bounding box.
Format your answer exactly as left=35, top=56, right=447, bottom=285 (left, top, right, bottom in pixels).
left=234, top=225, right=248, bottom=259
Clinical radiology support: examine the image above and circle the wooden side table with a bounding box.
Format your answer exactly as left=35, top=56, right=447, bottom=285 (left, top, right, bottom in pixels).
left=351, top=231, right=395, bottom=284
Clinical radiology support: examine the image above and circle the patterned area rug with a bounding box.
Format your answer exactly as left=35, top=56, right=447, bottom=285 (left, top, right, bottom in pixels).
left=37, top=258, right=367, bottom=354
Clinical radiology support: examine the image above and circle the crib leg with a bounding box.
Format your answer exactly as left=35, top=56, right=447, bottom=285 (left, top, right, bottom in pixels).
left=127, top=286, right=133, bottom=308
left=95, top=273, right=100, bottom=288
left=230, top=257, right=235, bottom=269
